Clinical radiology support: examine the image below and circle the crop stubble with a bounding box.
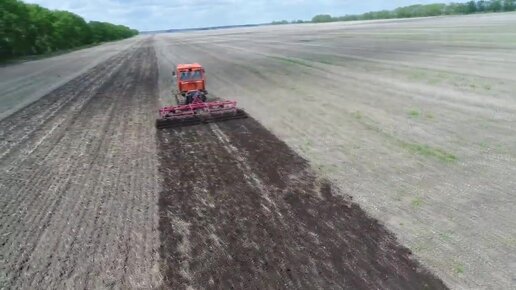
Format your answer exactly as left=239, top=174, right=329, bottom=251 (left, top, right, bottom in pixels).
left=0, top=41, right=161, bottom=288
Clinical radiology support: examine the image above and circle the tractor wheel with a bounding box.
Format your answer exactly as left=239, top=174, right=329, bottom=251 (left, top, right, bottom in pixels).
left=185, top=94, right=193, bottom=104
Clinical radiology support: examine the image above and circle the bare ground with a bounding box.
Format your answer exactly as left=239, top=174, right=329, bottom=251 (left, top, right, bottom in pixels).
left=153, top=13, right=516, bottom=288
left=0, top=37, right=143, bottom=120
left=0, top=40, right=161, bottom=288
left=157, top=118, right=445, bottom=289
left=1, top=13, right=515, bottom=289
left=0, top=35, right=444, bottom=288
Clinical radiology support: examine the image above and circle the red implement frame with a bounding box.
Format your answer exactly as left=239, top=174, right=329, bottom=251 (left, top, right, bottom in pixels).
left=159, top=100, right=238, bottom=120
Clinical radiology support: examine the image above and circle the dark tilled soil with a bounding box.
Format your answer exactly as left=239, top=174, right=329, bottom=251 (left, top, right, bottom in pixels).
left=157, top=118, right=447, bottom=289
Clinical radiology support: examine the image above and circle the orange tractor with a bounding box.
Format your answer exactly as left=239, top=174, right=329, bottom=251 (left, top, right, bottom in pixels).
left=156, top=63, right=247, bottom=129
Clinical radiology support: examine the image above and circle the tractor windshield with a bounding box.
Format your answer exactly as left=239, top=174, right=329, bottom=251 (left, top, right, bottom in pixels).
left=179, top=70, right=203, bottom=81
left=191, top=70, right=202, bottom=80
left=180, top=71, right=191, bottom=80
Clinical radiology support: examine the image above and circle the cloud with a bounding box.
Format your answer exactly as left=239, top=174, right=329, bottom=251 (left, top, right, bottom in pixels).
left=25, top=0, right=441, bottom=31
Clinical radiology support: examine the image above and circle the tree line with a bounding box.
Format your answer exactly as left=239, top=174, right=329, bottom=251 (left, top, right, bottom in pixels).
left=311, top=0, right=515, bottom=23
left=1, top=0, right=138, bottom=59
left=272, top=20, right=305, bottom=25
left=273, top=1, right=515, bottom=24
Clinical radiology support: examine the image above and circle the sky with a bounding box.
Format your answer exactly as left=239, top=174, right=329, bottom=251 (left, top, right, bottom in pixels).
left=26, top=0, right=444, bottom=31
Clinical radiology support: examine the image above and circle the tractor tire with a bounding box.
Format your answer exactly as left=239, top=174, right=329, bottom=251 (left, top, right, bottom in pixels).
left=185, top=94, right=193, bottom=105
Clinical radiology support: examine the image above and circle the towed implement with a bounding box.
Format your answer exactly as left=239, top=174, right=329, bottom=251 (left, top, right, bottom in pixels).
left=156, top=63, right=247, bottom=129
left=156, top=100, right=247, bottom=129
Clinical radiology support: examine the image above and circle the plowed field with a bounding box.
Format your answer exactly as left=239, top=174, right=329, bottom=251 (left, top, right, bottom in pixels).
left=157, top=119, right=443, bottom=288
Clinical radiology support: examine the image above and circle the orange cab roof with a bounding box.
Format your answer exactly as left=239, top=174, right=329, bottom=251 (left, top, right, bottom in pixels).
left=177, top=63, right=203, bottom=70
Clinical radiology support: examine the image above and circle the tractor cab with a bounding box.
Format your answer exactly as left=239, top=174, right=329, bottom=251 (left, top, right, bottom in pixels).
left=173, top=63, right=207, bottom=95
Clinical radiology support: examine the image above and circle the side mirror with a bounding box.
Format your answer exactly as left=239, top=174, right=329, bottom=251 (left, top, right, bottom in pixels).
left=172, top=71, right=176, bottom=77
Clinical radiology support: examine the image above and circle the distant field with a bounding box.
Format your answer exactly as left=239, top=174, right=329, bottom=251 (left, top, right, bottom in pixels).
left=1, top=12, right=515, bottom=289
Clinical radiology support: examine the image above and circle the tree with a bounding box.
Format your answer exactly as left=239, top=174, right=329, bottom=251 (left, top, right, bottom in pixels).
left=0, top=0, right=32, bottom=57
left=274, top=1, right=514, bottom=28
left=504, top=0, right=516, bottom=11
left=467, top=1, right=478, bottom=13
left=1, top=0, right=137, bottom=60
left=88, top=21, right=137, bottom=43
left=26, top=4, right=58, bottom=53
left=312, top=14, right=333, bottom=23
left=477, top=0, right=488, bottom=11
left=489, top=0, right=503, bottom=11
left=272, top=20, right=289, bottom=25
left=51, top=11, right=92, bottom=49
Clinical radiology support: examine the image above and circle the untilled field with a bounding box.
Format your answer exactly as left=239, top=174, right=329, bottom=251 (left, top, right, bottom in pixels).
left=1, top=12, right=515, bottom=289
